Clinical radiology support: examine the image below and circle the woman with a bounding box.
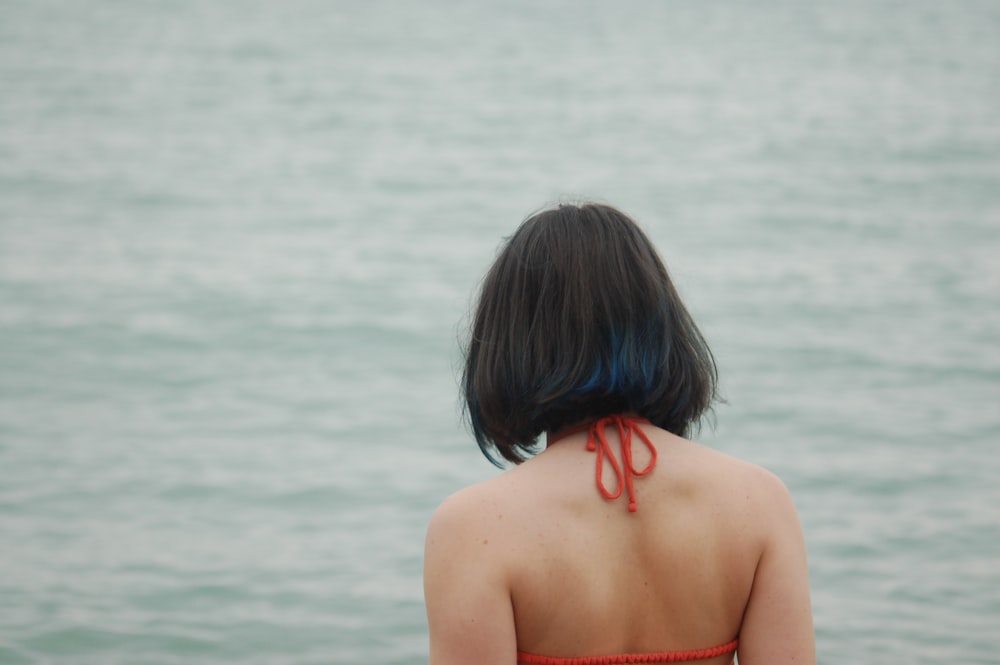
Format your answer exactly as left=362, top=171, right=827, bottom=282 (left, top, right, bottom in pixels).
left=424, top=203, right=815, bottom=665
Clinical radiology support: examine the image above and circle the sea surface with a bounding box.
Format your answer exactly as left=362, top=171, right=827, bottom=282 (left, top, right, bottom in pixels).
left=1, top=1, right=999, bottom=663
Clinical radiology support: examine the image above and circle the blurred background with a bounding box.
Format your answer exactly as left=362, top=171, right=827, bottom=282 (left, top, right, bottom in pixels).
left=1, top=1, right=998, bottom=663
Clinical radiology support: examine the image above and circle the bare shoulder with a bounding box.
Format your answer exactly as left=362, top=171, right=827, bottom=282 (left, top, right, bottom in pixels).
left=425, top=473, right=517, bottom=554
left=677, top=440, right=801, bottom=525
left=706, top=448, right=814, bottom=662
left=424, top=476, right=521, bottom=665
left=682, top=439, right=786, bottom=485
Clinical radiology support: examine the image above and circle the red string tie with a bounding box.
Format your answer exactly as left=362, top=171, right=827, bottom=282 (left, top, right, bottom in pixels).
left=552, top=415, right=657, bottom=513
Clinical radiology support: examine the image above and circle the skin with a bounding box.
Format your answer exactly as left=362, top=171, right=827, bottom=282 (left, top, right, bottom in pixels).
left=424, top=423, right=815, bottom=665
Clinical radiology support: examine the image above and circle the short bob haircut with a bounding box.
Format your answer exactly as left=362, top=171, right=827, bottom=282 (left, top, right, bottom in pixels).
left=463, top=203, right=718, bottom=466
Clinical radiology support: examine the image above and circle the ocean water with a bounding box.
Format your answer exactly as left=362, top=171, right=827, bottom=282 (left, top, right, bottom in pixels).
left=1, top=1, right=999, bottom=663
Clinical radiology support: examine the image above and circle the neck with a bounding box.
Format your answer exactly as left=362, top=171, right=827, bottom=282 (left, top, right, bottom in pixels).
left=546, top=412, right=646, bottom=447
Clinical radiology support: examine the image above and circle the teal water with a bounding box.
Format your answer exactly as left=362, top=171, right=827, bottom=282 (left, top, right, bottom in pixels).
left=1, top=1, right=999, bottom=663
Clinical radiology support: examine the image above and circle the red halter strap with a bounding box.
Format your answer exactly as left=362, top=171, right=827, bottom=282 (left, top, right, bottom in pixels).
left=548, top=415, right=657, bottom=513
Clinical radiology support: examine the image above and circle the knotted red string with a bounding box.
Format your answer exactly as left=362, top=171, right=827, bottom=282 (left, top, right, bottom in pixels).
left=549, top=414, right=657, bottom=513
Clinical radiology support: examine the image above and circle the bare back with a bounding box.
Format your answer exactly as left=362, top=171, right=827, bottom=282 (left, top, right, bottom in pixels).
left=424, top=422, right=815, bottom=665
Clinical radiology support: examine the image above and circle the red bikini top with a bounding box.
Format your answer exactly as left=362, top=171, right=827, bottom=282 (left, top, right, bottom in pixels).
left=517, top=638, right=739, bottom=664
left=547, top=414, right=657, bottom=512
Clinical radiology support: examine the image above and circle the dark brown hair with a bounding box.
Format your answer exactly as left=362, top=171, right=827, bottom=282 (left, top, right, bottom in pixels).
left=463, top=203, right=718, bottom=466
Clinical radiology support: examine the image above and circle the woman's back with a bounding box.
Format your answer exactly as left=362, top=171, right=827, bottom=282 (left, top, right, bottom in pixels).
left=508, top=424, right=753, bottom=660
left=425, top=420, right=813, bottom=665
